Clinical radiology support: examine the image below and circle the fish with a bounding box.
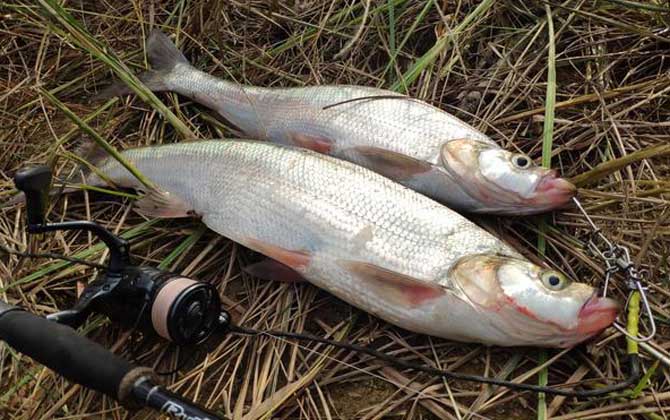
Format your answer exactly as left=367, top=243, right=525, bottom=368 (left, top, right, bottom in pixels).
left=99, top=29, right=576, bottom=216
left=81, top=139, right=616, bottom=347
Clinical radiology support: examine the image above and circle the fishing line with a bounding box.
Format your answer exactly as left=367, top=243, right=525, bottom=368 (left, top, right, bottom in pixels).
left=127, top=298, right=195, bottom=377
left=2, top=245, right=640, bottom=397
left=229, top=324, right=640, bottom=397
left=0, top=243, right=106, bottom=270
left=153, top=344, right=188, bottom=376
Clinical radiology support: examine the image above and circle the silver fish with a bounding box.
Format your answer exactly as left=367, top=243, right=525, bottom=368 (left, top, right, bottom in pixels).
left=101, top=30, right=576, bottom=216
left=85, top=139, right=616, bottom=347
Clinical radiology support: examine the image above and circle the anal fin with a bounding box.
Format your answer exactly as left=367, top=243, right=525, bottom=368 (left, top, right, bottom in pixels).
left=339, top=260, right=445, bottom=307
left=244, top=238, right=311, bottom=271
left=352, top=146, right=432, bottom=180
left=244, top=259, right=306, bottom=283
left=135, top=188, right=196, bottom=218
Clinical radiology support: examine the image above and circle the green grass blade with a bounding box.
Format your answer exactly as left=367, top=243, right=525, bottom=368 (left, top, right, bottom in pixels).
left=379, top=0, right=433, bottom=86
left=570, top=144, right=670, bottom=186
left=61, top=184, right=140, bottom=200
left=541, top=6, right=557, bottom=170
left=390, top=0, right=495, bottom=92
left=37, top=0, right=195, bottom=139
left=537, top=5, right=556, bottom=256
left=47, top=98, right=118, bottom=155
left=39, top=88, right=156, bottom=190
left=630, top=360, right=659, bottom=398
left=158, top=225, right=207, bottom=270
left=387, top=0, right=396, bottom=54
left=537, top=349, right=548, bottom=420
left=537, top=9, right=556, bottom=417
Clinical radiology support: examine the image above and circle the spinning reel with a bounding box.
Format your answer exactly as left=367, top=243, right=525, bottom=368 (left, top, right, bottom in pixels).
left=15, top=165, right=230, bottom=345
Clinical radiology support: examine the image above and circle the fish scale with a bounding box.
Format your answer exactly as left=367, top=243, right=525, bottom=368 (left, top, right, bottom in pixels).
left=253, top=86, right=489, bottom=160
left=87, top=139, right=617, bottom=347
left=171, top=66, right=490, bottom=162
left=93, top=139, right=508, bottom=291
left=101, top=29, right=576, bottom=215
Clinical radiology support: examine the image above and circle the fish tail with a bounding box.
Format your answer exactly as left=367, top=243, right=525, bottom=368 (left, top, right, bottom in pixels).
left=93, top=29, right=192, bottom=101
left=4, top=141, right=109, bottom=208
left=145, top=29, right=190, bottom=72
left=4, top=182, right=82, bottom=208
left=73, top=139, right=110, bottom=170
left=55, top=140, right=110, bottom=188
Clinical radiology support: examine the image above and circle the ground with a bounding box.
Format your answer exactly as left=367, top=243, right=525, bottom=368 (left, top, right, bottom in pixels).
left=1, top=1, right=669, bottom=419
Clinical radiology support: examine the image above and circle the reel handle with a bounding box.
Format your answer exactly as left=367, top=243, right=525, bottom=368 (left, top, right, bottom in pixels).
left=13, top=165, right=131, bottom=273
left=14, top=165, right=52, bottom=228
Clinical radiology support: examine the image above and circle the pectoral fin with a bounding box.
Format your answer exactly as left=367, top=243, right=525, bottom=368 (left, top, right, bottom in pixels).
left=244, top=238, right=311, bottom=271
left=243, top=259, right=306, bottom=283
left=288, top=132, right=333, bottom=154
left=352, top=146, right=432, bottom=180
left=135, top=188, right=196, bottom=218
left=340, top=260, right=445, bottom=307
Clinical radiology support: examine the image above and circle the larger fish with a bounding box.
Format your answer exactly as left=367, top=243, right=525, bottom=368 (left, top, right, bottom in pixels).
left=83, top=139, right=616, bottom=347
left=101, top=30, right=576, bottom=215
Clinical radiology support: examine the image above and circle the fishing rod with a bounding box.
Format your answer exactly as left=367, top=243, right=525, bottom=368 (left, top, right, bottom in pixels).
left=1, top=166, right=222, bottom=420
left=0, top=299, right=221, bottom=419
left=3, top=165, right=642, bottom=406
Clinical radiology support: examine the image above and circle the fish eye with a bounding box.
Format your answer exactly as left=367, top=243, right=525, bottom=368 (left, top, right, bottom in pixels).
left=511, top=154, right=532, bottom=169
left=541, top=271, right=570, bottom=291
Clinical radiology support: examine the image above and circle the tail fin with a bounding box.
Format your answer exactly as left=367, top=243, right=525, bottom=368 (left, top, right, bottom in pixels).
left=146, top=29, right=189, bottom=72
left=94, top=29, right=190, bottom=100
left=3, top=184, right=77, bottom=208
left=4, top=141, right=109, bottom=208
left=73, top=140, right=109, bottom=172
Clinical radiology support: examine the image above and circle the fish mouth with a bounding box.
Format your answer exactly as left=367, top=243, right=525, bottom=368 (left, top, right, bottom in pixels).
left=441, top=140, right=577, bottom=213
left=576, top=293, right=619, bottom=335
left=531, top=170, right=576, bottom=207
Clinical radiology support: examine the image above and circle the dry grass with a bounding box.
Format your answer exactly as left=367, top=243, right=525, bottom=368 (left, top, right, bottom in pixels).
left=1, top=1, right=669, bottom=419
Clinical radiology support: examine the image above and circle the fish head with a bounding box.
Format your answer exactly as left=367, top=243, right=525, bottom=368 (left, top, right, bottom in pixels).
left=451, top=254, right=619, bottom=347
left=440, top=139, right=576, bottom=214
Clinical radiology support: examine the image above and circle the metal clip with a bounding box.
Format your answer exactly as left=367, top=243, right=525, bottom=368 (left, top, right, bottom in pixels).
left=572, top=197, right=656, bottom=342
